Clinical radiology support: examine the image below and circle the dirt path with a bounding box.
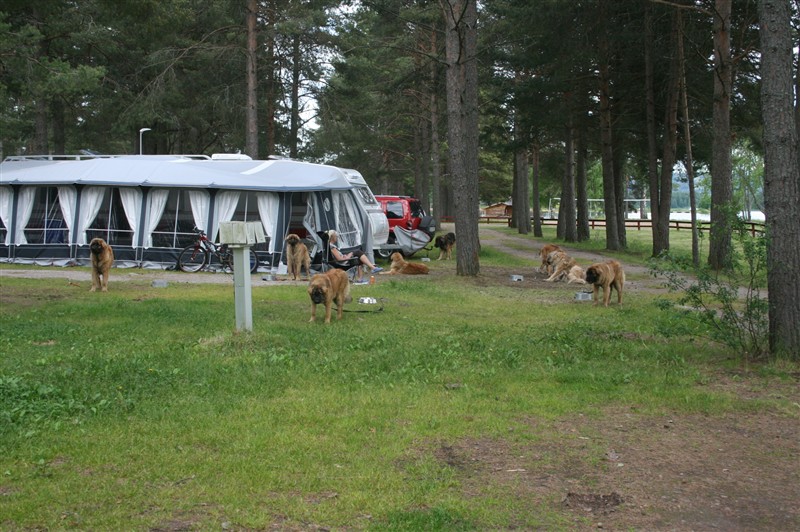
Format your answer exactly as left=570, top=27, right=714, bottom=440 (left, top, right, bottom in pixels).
left=476, top=223, right=651, bottom=277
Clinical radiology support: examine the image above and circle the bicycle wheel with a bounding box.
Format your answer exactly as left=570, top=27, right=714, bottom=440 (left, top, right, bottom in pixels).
left=248, top=249, right=259, bottom=273
left=178, top=246, right=207, bottom=273
left=223, top=249, right=259, bottom=273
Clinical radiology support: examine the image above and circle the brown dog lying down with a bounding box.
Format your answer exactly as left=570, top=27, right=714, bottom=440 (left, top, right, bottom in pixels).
left=544, top=251, right=586, bottom=284
left=308, top=269, right=351, bottom=323
left=565, top=265, right=586, bottom=284
left=539, top=243, right=564, bottom=274
left=285, top=233, right=311, bottom=280
left=388, top=252, right=429, bottom=275
left=89, top=237, right=114, bottom=292
left=585, top=260, right=625, bottom=307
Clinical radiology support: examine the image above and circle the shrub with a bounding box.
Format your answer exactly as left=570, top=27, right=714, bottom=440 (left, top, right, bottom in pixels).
left=649, top=220, right=769, bottom=363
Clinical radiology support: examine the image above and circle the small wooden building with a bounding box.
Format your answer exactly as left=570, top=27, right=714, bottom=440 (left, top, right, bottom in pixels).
left=482, top=200, right=513, bottom=217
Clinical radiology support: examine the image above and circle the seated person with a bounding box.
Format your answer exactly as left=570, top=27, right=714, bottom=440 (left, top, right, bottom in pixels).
left=327, top=230, right=383, bottom=279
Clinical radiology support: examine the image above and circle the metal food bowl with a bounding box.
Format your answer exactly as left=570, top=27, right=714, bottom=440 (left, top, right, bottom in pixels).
left=510, top=274, right=524, bottom=282
left=575, top=291, right=592, bottom=301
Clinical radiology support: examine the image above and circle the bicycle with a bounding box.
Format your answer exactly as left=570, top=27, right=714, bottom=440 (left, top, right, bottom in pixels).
left=178, top=227, right=259, bottom=273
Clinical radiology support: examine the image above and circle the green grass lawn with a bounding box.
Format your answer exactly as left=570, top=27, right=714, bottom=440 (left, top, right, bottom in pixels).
left=0, top=230, right=794, bottom=530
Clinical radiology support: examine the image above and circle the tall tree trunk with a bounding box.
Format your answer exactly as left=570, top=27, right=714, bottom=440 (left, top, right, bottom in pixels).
left=430, top=29, right=442, bottom=230
left=612, top=135, right=627, bottom=248
left=512, top=110, right=530, bottom=234
left=34, top=99, right=48, bottom=154
left=645, top=4, right=662, bottom=256
left=655, top=13, right=681, bottom=256
left=441, top=0, right=480, bottom=276
left=678, top=9, right=700, bottom=267
left=560, top=119, right=577, bottom=242
left=531, top=142, right=543, bottom=237
left=289, top=34, right=301, bottom=158
left=598, top=0, right=620, bottom=249
left=51, top=98, right=65, bottom=155
left=708, top=0, right=733, bottom=270
left=758, top=0, right=800, bottom=359
left=245, top=0, right=259, bottom=159
left=576, top=111, right=590, bottom=242
left=414, top=117, right=424, bottom=197
left=419, top=112, right=431, bottom=212
left=264, top=4, right=276, bottom=156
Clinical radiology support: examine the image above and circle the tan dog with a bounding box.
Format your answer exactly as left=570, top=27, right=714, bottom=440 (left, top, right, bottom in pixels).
left=388, top=252, right=429, bottom=275
left=539, top=244, right=564, bottom=274
left=308, top=269, right=351, bottom=323
left=544, top=251, right=577, bottom=282
left=285, top=233, right=310, bottom=280
left=585, top=260, right=625, bottom=307
left=566, top=265, right=586, bottom=284
left=89, top=237, right=114, bottom=292
left=434, top=232, right=456, bottom=260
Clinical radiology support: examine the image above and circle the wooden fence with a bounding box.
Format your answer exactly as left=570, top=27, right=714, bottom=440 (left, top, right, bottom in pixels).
left=440, top=216, right=765, bottom=236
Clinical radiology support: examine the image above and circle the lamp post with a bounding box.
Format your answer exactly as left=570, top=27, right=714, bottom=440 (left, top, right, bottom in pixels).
left=139, top=128, right=151, bottom=155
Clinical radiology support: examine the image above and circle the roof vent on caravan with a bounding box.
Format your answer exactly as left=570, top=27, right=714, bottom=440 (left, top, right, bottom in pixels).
left=211, top=153, right=253, bottom=160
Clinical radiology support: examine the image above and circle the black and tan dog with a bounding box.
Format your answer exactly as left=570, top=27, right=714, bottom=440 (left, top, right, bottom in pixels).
left=585, top=260, right=625, bottom=307
left=388, top=252, right=429, bottom=275
left=308, top=269, right=351, bottom=323
left=89, top=237, right=114, bottom=292
left=285, top=233, right=310, bottom=280
left=434, top=232, right=456, bottom=260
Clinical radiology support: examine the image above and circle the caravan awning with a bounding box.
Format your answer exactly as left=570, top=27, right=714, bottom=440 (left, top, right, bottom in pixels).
left=0, top=156, right=354, bottom=191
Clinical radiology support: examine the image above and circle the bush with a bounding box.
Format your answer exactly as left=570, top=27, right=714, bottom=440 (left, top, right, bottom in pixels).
left=649, top=220, right=769, bottom=363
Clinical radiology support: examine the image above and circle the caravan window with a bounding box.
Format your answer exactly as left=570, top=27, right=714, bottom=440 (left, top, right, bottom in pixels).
left=354, top=186, right=379, bottom=206
left=24, top=187, right=67, bottom=245
left=227, top=191, right=270, bottom=249
left=0, top=186, right=9, bottom=245
left=86, top=189, right=134, bottom=246
left=150, top=190, right=200, bottom=249
left=333, top=191, right=362, bottom=248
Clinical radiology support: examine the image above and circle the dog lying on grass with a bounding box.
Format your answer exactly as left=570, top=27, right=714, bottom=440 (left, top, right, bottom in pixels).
left=388, top=252, right=429, bottom=275
left=544, top=251, right=586, bottom=284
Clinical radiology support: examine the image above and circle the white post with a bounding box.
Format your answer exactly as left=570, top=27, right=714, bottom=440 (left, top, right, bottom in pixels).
left=219, top=221, right=263, bottom=332
left=231, top=245, right=253, bottom=331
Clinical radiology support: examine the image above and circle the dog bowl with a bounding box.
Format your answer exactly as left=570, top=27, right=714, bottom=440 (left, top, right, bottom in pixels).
left=421, top=257, right=431, bottom=262
left=358, top=297, right=378, bottom=304
left=262, top=274, right=274, bottom=282
left=575, top=291, right=592, bottom=301
left=510, top=274, right=524, bottom=282
left=151, top=280, right=168, bottom=288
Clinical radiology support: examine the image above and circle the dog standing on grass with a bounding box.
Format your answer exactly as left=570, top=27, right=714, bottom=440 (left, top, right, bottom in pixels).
left=308, top=269, right=351, bottom=323
left=285, top=233, right=311, bottom=280
left=89, top=237, right=114, bottom=292
left=434, top=232, right=456, bottom=260
left=585, top=260, right=625, bottom=307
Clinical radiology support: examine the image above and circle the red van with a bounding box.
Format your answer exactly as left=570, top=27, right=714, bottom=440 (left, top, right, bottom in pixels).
left=375, top=195, right=435, bottom=236
left=374, top=195, right=436, bottom=256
